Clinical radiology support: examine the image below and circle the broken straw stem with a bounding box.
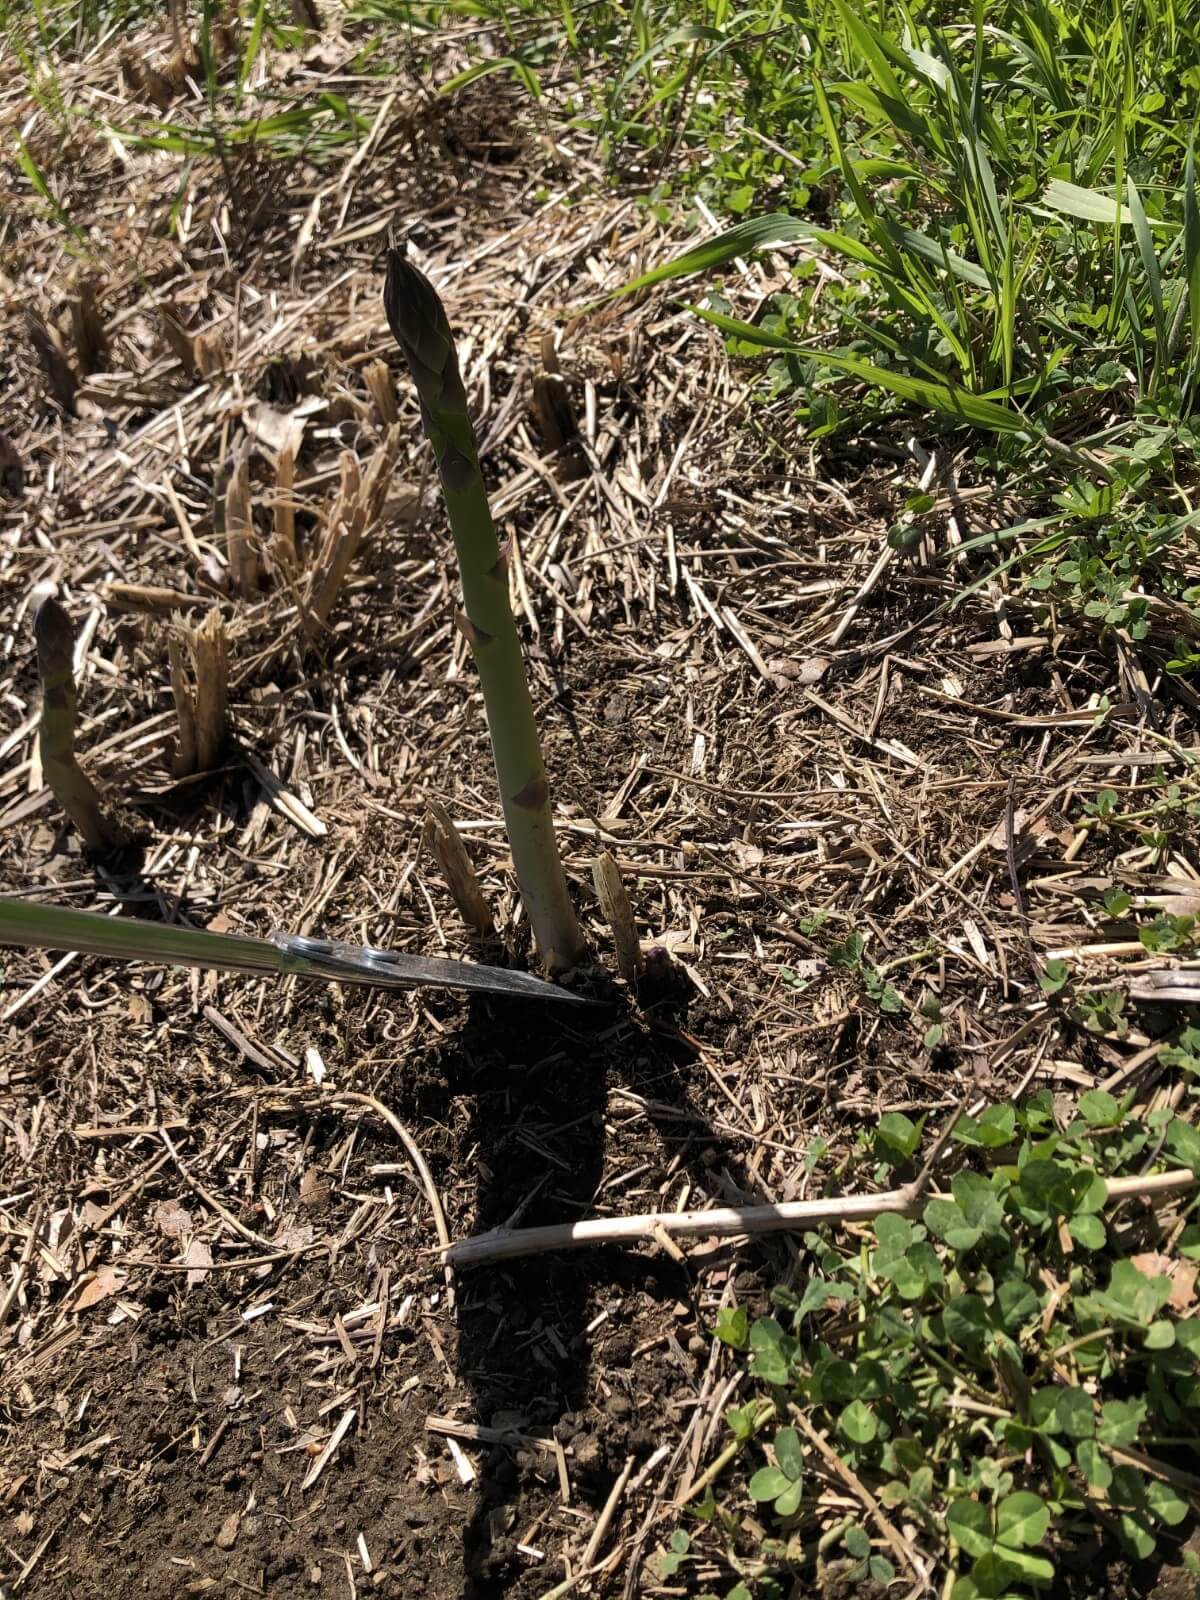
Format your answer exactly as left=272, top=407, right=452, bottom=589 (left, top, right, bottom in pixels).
left=441, top=1167, right=1198, bottom=1269
left=34, top=596, right=129, bottom=850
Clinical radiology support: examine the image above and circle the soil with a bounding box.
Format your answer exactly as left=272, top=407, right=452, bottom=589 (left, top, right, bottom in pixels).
left=1, top=9, right=1197, bottom=1600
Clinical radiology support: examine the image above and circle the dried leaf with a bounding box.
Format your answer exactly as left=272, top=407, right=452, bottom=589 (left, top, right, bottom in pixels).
left=273, top=1220, right=315, bottom=1251
left=215, top=1511, right=240, bottom=1550
left=1131, top=1251, right=1175, bottom=1279
left=1169, top=1260, right=1197, bottom=1313
left=184, top=1236, right=213, bottom=1288
left=1131, top=1252, right=1197, bottom=1313
left=72, top=1265, right=126, bottom=1310
left=155, top=1199, right=192, bottom=1240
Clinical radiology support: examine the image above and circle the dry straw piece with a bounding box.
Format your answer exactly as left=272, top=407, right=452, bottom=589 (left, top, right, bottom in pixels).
left=194, top=330, right=224, bottom=378
left=592, top=850, right=643, bottom=981
left=363, top=359, right=398, bottom=425
left=159, top=302, right=197, bottom=375
left=531, top=334, right=586, bottom=483
left=26, top=312, right=78, bottom=415
left=70, top=276, right=108, bottom=377
left=306, top=424, right=402, bottom=632
left=168, top=610, right=229, bottom=778
left=272, top=436, right=298, bottom=571
left=33, top=597, right=129, bottom=850
left=425, top=802, right=495, bottom=935
left=223, top=451, right=259, bottom=597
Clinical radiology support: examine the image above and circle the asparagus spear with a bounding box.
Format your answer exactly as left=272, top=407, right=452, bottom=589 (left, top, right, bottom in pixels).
left=0, top=897, right=595, bottom=1003
left=383, top=248, right=585, bottom=974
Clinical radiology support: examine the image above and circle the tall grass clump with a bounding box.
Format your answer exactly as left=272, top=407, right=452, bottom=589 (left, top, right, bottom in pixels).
left=401, top=0, right=1200, bottom=641
left=611, top=0, right=1200, bottom=632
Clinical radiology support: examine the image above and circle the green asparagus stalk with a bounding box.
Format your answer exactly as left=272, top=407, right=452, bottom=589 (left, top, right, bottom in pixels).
left=0, top=898, right=597, bottom=1002
left=383, top=248, right=585, bottom=974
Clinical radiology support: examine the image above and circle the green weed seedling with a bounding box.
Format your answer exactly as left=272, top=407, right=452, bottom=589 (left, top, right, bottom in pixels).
left=683, top=1095, right=1200, bottom=1598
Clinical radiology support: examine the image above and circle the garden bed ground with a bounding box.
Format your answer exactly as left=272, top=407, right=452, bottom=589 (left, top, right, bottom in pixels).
left=0, top=11, right=1197, bottom=1599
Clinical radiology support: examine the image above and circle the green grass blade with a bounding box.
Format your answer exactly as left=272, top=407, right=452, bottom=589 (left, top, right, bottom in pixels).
left=613, top=24, right=725, bottom=97
left=1127, top=177, right=1166, bottom=387
left=691, top=305, right=1028, bottom=432
left=239, top=0, right=267, bottom=93
left=1184, top=137, right=1200, bottom=377
left=616, top=214, right=818, bottom=295
left=1038, top=179, right=1137, bottom=226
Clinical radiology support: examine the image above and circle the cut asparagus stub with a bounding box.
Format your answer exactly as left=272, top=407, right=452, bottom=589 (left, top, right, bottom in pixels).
left=384, top=247, right=585, bottom=973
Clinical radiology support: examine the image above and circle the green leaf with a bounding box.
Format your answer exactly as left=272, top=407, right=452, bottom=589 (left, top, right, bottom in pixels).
left=725, top=1404, right=757, bottom=1442
left=976, top=1105, right=1018, bottom=1147
left=996, top=1491, right=1050, bottom=1548
left=947, top=1497, right=993, bottom=1560
left=945, top=1295, right=991, bottom=1348
left=951, top=1170, right=1005, bottom=1234
left=1185, top=138, right=1200, bottom=372
left=996, top=1278, right=1041, bottom=1330
left=1039, top=179, right=1136, bottom=226
left=1099, top=1399, right=1146, bottom=1448
left=796, top=1277, right=837, bottom=1318
left=1012, top=1157, right=1077, bottom=1219
left=1098, top=1260, right=1173, bottom=1326
left=1073, top=1171, right=1109, bottom=1215
left=1031, top=1386, right=1094, bottom=1439
left=749, top=1466, right=792, bottom=1502
left=773, top=1426, right=804, bottom=1482
left=714, top=1305, right=749, bottom=1350
left=874, top=1213, right=913, bottom=1251
left=617, top=215, right=821, bottom=296
left=876, top=1111, right=922, bottom=1158
left=811, top=1357, right=858, bottom=1404
left=878, top=1245, right=937, bottom=1300
left=1145, top=1480, right=1190, bottom=1526
left=839, top=1400, right=878, bottom=1444
left=774, top=1476, right=804, bottom=1518
left=748, top=1318, right=793, bottom=1385
left=1076, top=1440, right=1113, bottom=1489
left=1077, top=1090, right=1120, bottom=1125
left=1165, top=1119, right=1200, bottom=1175
left=844, top=1525, right=871, bottom=1559
left=1145, top=1321, right=1176, bottom=1350
left=1040, top=958, right=1070, bottom=994
left=1069, top=1214, right=1107, bottom=1250
left=1175, top=1318, right=1200, bottom=1357
left=440, top=54, right=544, bottom=99
left=924, top=1197, right=981, bottom=1251
left=1119, top=1513, right=1157, bottom=1561
left=611, top=22, right=728, bottom=94
left=979, top=1547, right=1056, bottom=1586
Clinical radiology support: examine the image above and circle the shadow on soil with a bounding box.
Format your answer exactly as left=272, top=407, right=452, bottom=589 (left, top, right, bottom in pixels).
left=444, top=967, right=771, bottom=1599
